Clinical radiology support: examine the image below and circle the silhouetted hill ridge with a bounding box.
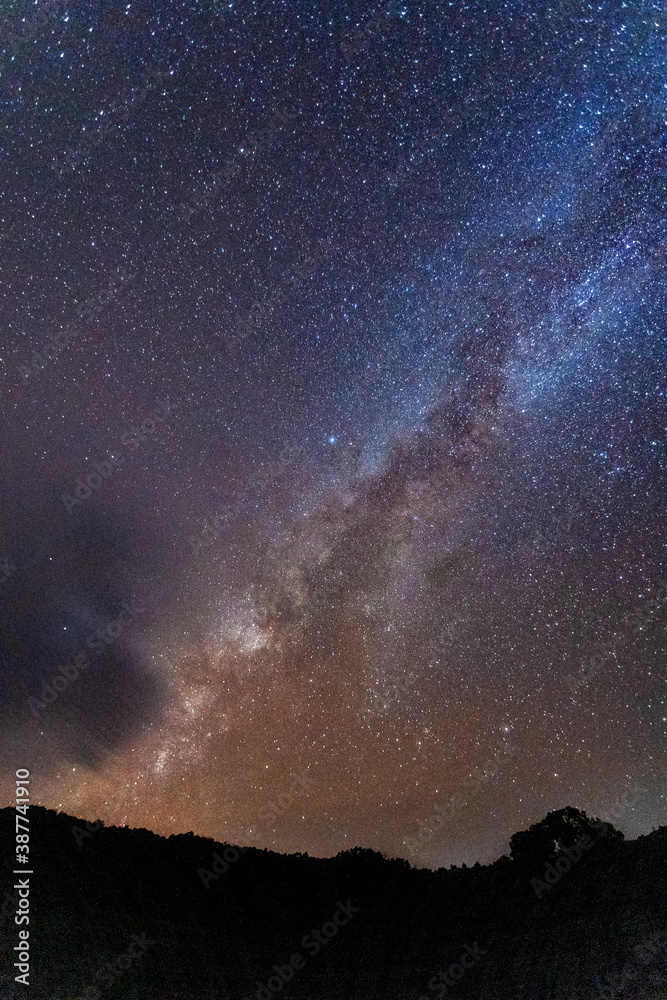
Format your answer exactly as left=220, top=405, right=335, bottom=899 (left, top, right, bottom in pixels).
left=0, top=805, right=665, bottom=1000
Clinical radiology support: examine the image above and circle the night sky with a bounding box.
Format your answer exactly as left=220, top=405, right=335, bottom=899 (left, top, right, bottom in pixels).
left=1, top=0, right=666, bottom=869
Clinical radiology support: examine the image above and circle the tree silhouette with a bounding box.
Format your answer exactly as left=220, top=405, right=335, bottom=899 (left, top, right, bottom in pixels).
left=509, top=806, right=622, bottom=866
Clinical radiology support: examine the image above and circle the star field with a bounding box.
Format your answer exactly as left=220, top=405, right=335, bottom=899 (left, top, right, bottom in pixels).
left=0, top=0, right=665, bottom=868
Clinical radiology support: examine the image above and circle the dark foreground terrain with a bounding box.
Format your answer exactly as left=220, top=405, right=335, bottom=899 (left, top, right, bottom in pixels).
left=0, top=806, right=665, bottom=1000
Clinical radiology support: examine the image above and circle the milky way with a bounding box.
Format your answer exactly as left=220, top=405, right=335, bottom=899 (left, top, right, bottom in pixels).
left=0, top=0, right=665, bottom=868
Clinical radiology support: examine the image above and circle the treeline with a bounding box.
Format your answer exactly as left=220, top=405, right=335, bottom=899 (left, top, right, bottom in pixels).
left=0, top=805, right=665, bottom=1000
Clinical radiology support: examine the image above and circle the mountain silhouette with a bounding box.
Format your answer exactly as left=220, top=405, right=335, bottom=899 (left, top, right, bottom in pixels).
left=0, top=805, right=665, bottom=999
